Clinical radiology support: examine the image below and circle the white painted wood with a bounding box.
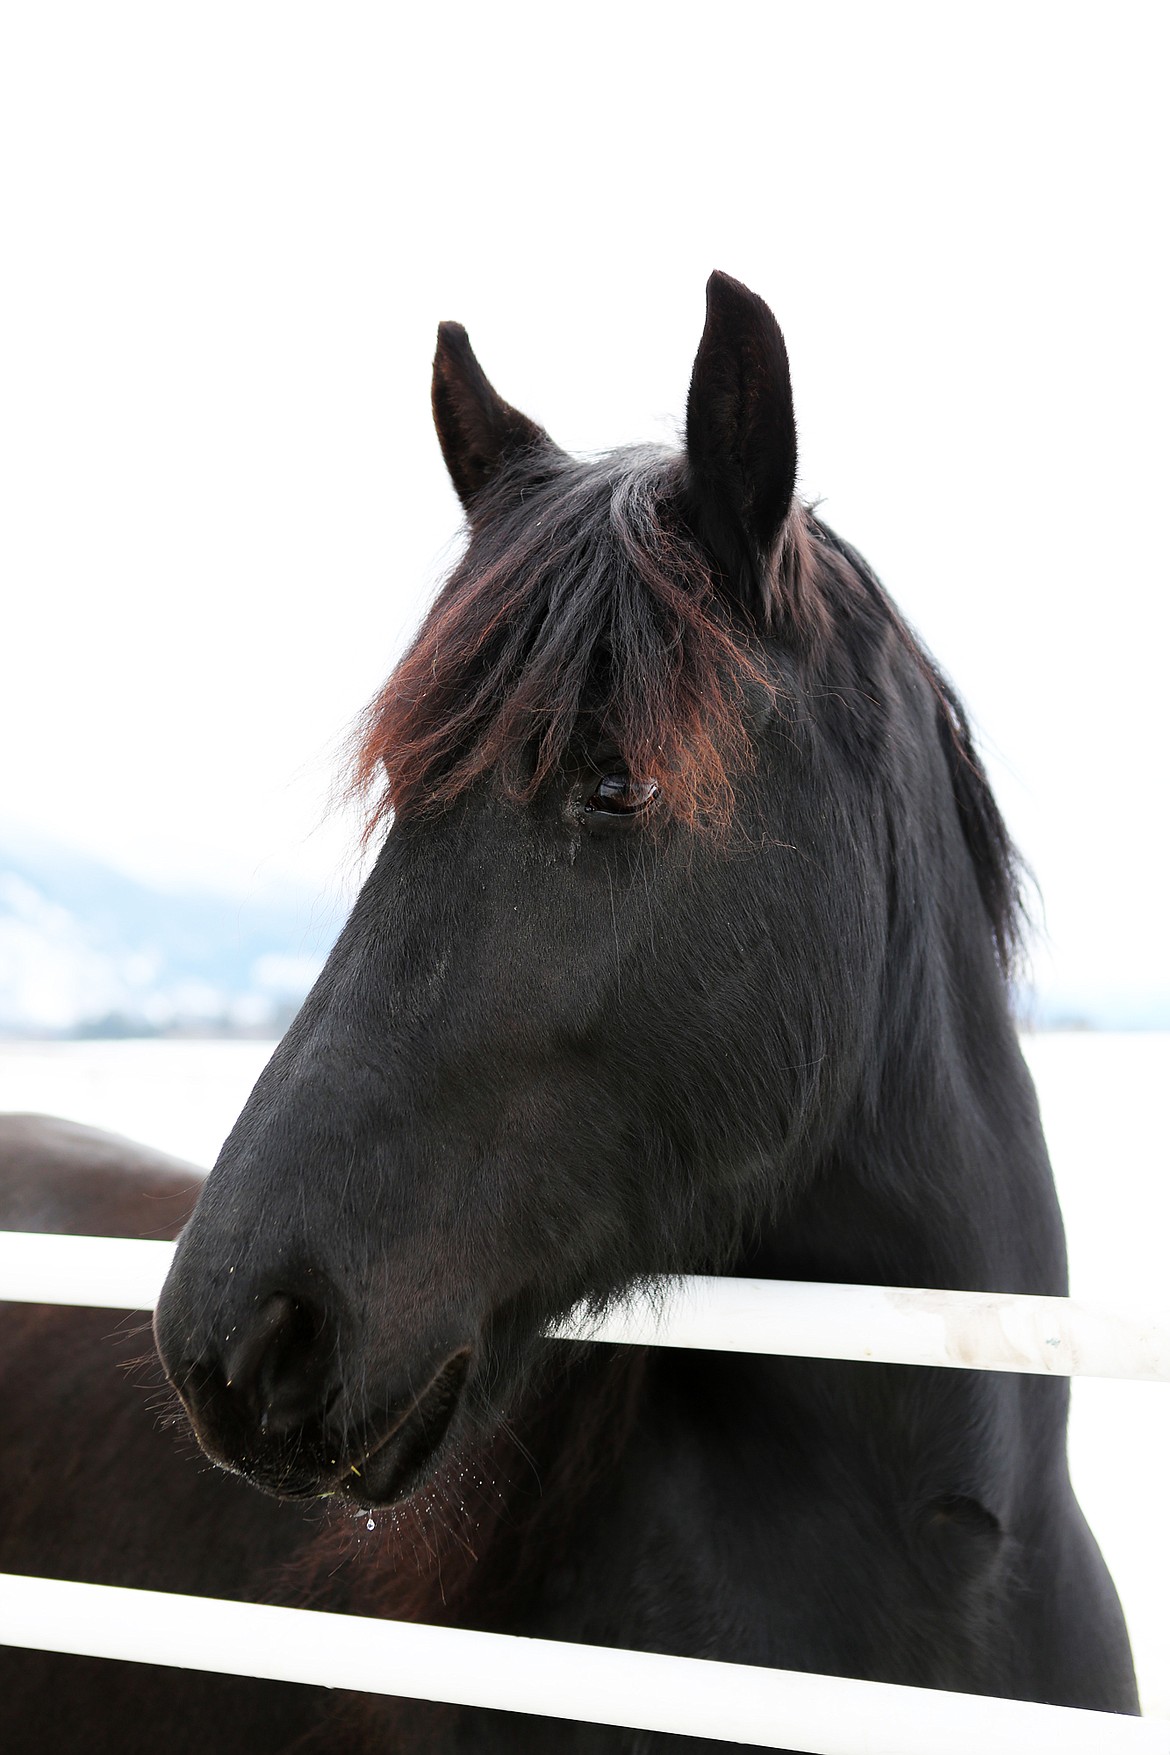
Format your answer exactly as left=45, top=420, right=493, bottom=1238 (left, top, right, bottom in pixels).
left=3, top=1231, right=1169, bottom=1382
left=0, top=1574, right=1164, bottom=1754
left=554, top=1276, right=1170, bottom=1381
left=0, top=1229, right=175, bottom=1313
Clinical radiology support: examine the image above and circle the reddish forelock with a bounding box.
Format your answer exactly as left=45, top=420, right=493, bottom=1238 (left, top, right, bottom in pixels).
left=352, top=456, right=796, bottom=835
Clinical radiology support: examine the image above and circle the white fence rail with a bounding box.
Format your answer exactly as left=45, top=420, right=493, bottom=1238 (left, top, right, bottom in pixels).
left=1, top=1573, right=1166, bottom=1754
left=2, top=1231, right=1168, bottom=1749
left=3, top=1229, right=1170, bottom=1380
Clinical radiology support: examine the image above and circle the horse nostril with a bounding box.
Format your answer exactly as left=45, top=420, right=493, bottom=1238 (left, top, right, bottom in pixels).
left=221, top=1291, right=333, bottom=1438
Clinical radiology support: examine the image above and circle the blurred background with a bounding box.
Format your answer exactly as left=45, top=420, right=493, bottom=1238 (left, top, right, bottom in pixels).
left=1, top=0, right=1168, bottom=1712
left=2, top=2, right=1168, bottom=1037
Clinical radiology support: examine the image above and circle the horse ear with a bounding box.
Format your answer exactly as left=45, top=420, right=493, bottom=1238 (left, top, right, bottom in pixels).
left=432, top=322, right=554, bottom=513
left=685, top=272, right=798, bottom=618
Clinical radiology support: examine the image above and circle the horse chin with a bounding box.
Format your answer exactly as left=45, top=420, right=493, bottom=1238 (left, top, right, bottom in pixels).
left=329, top=1347, right=472, bottom=1509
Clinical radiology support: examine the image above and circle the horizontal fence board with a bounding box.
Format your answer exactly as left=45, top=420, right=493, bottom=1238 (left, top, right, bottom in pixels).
left=0, top=1573, right=1165, bottom=1755
left=0, top=1230, right=174, bottom=1312
left=2, top=1230, right=1170, bottom=1380
left=554, top=1277, right=1170, bottom=1381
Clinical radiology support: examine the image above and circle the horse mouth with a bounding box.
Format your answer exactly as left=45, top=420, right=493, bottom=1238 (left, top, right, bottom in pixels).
left=177, top=1348, right=473, bottom=1507
left=335, top=1349, right=471, bottom=1508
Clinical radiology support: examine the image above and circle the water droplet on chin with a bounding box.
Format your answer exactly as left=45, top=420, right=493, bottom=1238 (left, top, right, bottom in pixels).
left=366, top=1517, right=375, bottom=1531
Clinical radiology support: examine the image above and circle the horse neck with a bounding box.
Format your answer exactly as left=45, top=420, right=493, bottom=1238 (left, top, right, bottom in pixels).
left=750, top=865, right=1067, bottom=1300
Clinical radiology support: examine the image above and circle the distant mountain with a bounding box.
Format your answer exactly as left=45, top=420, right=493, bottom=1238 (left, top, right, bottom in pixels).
left=1025, top=989, right=1170, bottom=1033
left=0, top=831, right=347, bottom=1037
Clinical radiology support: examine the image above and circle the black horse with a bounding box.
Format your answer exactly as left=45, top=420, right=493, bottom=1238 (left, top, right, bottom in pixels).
left=6, top=275, right=1140, bottom=1750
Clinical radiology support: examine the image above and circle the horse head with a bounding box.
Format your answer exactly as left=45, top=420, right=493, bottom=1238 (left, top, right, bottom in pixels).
left=153, top=274, right=1016, bottom=1510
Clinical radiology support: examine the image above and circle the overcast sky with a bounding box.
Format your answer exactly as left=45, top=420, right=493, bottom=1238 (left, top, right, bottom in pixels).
left=1, top=3, right=1166, bottom=1016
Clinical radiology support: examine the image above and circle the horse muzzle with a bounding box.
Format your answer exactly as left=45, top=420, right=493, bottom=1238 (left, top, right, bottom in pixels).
left=154, top=1266, right=475, bottom=1507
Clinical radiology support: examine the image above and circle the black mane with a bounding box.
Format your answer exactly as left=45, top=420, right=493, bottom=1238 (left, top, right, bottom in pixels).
left=812, top=518, right=1025, bottom=975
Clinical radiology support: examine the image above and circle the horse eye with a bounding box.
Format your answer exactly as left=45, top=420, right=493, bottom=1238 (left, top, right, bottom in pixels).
left=585, top=774, right=660, bottom=817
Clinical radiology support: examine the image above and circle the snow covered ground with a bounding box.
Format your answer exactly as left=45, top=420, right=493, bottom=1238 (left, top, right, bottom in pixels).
left=0, top=1032, right=1167, bottom=1714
